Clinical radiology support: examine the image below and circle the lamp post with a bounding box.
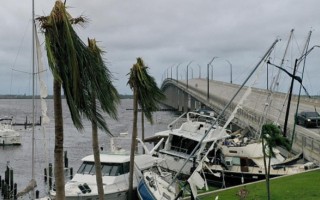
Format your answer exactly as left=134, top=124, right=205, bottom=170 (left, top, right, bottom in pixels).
left=176, top=63, right=181, bottom=83
left=186, top=61, right=193, bottom=89
left=197, top=64, right=201, bottom=78
left=225, top=59, right=233, bottom=84
left=170, top=64, right=175, bottom=79
left=190, top=67, right=194, bottom=79
left=207, top=57, right=218, bottom=100
left=210, top=64, right=214, bottom=80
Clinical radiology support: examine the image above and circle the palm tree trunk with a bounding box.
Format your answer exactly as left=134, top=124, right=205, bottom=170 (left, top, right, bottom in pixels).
left=53, top=79, right=65, bottom=199
left=262, top=139, right=269, bottom=200
left=267, top=154, right=272, bottom=200
left=92, top=95, right=104, bottom=200
left=141, top=111, right=145, bottom=154
left=128, top=86, right=138, bottom=200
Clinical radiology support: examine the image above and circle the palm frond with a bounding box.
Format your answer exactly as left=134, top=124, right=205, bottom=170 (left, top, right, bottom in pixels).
left=262, top=124, right=291, bottom=157
left=36, top=1, right=120, bottom=133
left=128, top=57, right=165, bottom=124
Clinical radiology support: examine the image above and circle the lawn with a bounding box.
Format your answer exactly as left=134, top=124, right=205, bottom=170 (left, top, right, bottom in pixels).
left=196, top=169, right=320, bottom=200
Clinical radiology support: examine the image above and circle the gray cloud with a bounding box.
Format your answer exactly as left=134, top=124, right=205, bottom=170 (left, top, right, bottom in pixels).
left=1, top=0, right=320, bottom=95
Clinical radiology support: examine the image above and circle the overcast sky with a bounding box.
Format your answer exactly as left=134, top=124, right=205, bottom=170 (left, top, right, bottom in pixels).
left=1, top=0, right=320, bottom=95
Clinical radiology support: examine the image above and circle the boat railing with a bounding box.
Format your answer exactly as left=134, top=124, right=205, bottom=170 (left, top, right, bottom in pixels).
left=187, top=111, right=216, bottom=122
left=170, top=145, right=188, bottom=154
left=167, top=112, right=187, bottom=130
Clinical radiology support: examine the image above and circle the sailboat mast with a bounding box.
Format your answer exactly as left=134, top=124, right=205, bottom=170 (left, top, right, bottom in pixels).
left=283, top=31, right=312, bottom=137
left=291, top=30, right=312, bottom=144
left=31, top=0, right=35, bottom=199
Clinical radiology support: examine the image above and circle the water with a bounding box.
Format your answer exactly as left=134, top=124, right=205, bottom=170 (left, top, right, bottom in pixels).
left=0, top=98, right=176, bottom=199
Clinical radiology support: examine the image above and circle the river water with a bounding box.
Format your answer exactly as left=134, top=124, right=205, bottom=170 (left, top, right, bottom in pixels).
left=0, top=98, right=176, bottom=199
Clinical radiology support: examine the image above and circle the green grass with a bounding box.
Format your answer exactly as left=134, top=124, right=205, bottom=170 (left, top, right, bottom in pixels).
left=197, top=169, right=320, bottom=200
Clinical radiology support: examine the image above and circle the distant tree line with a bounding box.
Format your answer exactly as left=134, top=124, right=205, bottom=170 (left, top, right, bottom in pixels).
left=0, top=94, right=133, bottom=99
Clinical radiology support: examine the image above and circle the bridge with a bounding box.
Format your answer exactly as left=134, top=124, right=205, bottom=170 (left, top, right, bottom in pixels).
left=160, top=78, right=320, bottom=163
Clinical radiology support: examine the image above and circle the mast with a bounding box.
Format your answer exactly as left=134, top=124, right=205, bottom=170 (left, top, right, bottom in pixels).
left=275, top=30, right=295, bottom=124
left=291, top=30, right=312, bottom=144
left=31, top=0, right=35, bottom=199
left=283, top=31, right=312, bottom=137
left=258, top=30, right=294, bottom=139
left=169, top=39, right=279, bottom=190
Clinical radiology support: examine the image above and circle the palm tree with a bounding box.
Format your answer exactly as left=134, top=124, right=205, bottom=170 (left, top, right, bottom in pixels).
left=127, top=57, right=165, bottom=199
left=87, top=38, right=120, bottom=200
left=261, top=124, right=291, bottom=200
left=37, top=1, right=119, bottom=199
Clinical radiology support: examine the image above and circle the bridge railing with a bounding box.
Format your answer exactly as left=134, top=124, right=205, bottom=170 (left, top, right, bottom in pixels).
left=288, top=129, right=320, bottom=165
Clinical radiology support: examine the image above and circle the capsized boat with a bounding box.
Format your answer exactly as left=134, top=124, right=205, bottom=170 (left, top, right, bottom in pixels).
left=0, top=117, right=21, bottom=145
left=205, top=134, right=318, bottom=187
left=137, top=164, right=179, bottom=200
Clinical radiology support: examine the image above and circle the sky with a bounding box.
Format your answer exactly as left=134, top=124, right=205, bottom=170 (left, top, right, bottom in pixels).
left=1, top=0, right=320, bottom=95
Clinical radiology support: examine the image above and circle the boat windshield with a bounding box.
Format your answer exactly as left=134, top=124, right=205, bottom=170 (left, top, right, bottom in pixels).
left=170, top=135, right=199, bottom=154
left=77, top=161, right=130, bottom=176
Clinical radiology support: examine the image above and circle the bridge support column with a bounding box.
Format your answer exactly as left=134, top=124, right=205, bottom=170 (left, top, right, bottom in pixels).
left=190, top=97, right=196, bottom=111
left=162, top=86, right=178, bottom=109
left=183, top=92, right=188, bottom=112
left=177, top=90, right=183, bottom=111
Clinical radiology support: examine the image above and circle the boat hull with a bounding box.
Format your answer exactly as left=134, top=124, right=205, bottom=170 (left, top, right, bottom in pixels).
left=137, top=179, right=156, bottom=200
left=137, top=170, right=178, bottom=200
left=0, top=135, right=21, bottom=145
left=204, top=170, right=280, bottom=187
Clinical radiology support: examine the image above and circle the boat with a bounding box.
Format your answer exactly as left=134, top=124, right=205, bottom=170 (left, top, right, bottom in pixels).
left=38, top=136, right=162, bottom=200
left=152, top=111, right=230, bottom=177
left=137, top=163, right=179, bottom=200
left=204, top=135, right=318, bottom=187
left=0, top=117, right=21, bottom=145
left=138, top=111, right=228, bottom=200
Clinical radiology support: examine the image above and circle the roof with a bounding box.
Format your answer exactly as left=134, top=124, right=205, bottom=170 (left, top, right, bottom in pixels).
left=144, top=130, right=170, bottom=143
left=81, top=153, right=130, bottom=163
left=81, top=153, right=162, bottom=169
left=172, top=122, right=229, bottom=142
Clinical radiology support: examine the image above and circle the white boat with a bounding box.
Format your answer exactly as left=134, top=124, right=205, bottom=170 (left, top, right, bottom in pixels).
left=137, top=111, right=227, bottom=198
left=0, top=117, right=21, bottom=145
left=205, top=137, right=318, bottom=187
left=153, top=111, right=230, bottom=176
left=38, top=136, right=162, bottom=200
left=137, top=164, right=179, bottom=200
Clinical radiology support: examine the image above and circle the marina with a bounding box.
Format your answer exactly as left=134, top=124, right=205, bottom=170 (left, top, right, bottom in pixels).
left=0, top=99, right=174, bottom=199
